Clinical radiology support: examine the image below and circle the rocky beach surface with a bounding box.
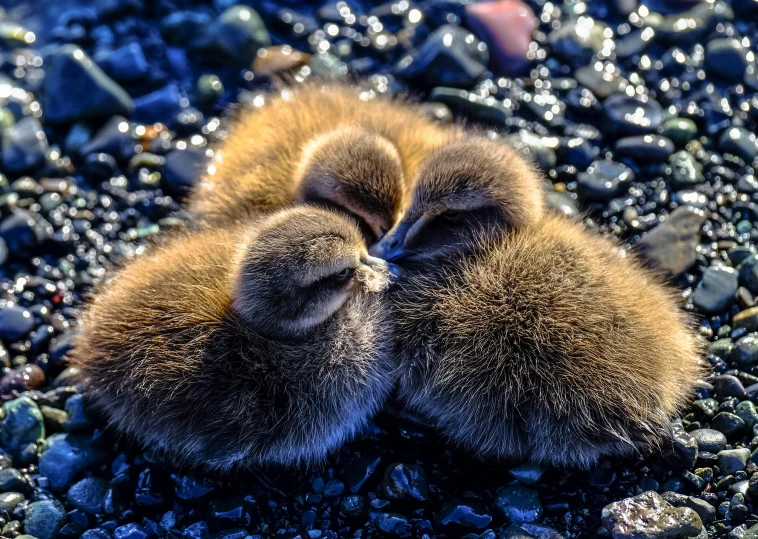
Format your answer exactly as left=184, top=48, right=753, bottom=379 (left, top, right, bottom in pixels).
left=0, top=0, right=757, bottom=537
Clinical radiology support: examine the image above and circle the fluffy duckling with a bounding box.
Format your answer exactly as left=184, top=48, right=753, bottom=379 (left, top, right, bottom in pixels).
left=188, top=85, right=460, bottom=241
left=370, top=135, right=546, bottom=262
left=70, top=207, right=399, bottom=469
left=371, top=144, right=704, bottom=468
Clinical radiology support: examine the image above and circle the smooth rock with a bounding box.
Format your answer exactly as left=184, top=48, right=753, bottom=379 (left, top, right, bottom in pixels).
left=713, top=375, right=746, bottom=399
left=24, top=499, right=67, bottom=539
left=669, top=151, right=703, bottom=185
left=252, top=46, right=310, bottom=77
left=603, top=94, right=663, bottom=136
left=720, top=127, right=757, bottom=163
left=465, top=0, right=537, bottom=76
left=615, top=135, right=674, bottom=162
left=429, top=87, right=511, bottom=124
left=67, top=477, right=108, bottom=515
left=381, top=463, right=428, bottom=502
left=601, top=491, right=704, bottom=539
left=576, top=159, right=634, bottom=201
left=163, top=147, right=208, bottom=193
left=548, top=18, right=608, bottom=63
left=38, top=434, right=101, bottom=491
left=693, top=266, right=738, bottom=314
left=0, top=305, right=35, bottom=341
left=2, top=116, right=48, bottom=173
left=42, top=45, right=134, bottom=124
left=718, top=448, right=751, bottom=475
left=494, top=486, right=543, bottom=524
left=637, top=207, right=705, bottom=276
left=0, top=397, right=44, bottom=459
left=395, top=25, right=488, bottom=88
left=705, top=38, right=750, bottom=84
left=661, top=118, right=698, bottom=147
left=691, top=429, right=726, bottom=454
left=734, top=308, right=758, bottom=332
left=436, top=498, right=492, bottom=529
left=732, top=334, right=758, bottom=366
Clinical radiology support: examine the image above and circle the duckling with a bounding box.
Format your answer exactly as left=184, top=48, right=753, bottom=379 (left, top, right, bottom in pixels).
left=369, top=135, right=546, bottom=262
left=188, top=85, right=460, bottom=241
left=371, top=145, right=704, bottom=467
left=69, top=206, right=399, bottom=469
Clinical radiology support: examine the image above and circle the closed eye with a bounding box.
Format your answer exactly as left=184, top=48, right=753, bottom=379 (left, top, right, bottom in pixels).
left=334, top=267, right=355, bottom=282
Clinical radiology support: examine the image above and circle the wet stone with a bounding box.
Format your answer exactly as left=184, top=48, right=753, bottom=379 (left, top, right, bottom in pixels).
left=67, top=477, right=108, bottom=515
left=734, top=308, right=758, bottom=333
left=340, top=494, right=367, bottom=519
left=63, top=394, right=93, bottom=432
left=661, top=118, right=698, bottom=147
left=0, top=468, right=26, bottom=491
left=195, top=6, right=271, bottom=68
left=429, top=87, right=511, bottom=124
left=736, top=401, right=758, bottom=429
left=692, top=400, right=719, bottom=420
left=24, top=499, right=67, bottom=539
left=615, top=135, right=674, bottom=162
left=719, top=449, right=752, bottom=475
left=603, top=94, right=663, bottom=136
left=576, top=159, right=634, bottom=201
left=163, top=147, right=208, bottom=194
left=705, top=38, right=750, bottom=84
left=114, top=522, right=149, bottom=539
left=345, top=455, right=381, bottom=493
left=42, top=45, right=134, bottom=124
left=0, top=491, right=24, bottom=514
left=669, top=151, right=704, bottom=185
left=96, top=42, right=150, bottom=83
left=494, top=486, right=543, bottom=524
left=637, top=207, right=704, bottom=276
left=0, top=397, right=44, bottom=460
left=738, top=255, right=758, bottom=295
left=395, top=25, right=488, bottom=88
left=671, top=424, right=698, bottom=469
left=548, top=18, right=608, bottom=63
left=709, top=339, right=734, bottom=360
left=372, top=512, right=410, bottom=534
left=711, top=412, right=747, bottom=441
left=0, top=305, right=35, bottom=341
left=2, top=116, right=48, bottom=173
left=601, top=491, right=705, bottom=539
left=509, top=463, right=544, bottom=485
left=713, top=375, right=747, bottom=400
left=732, top=334, right=758, bottom=366
left=381, top=463, right=428, bottom=502
left=38, top=433, right=101, bottom=492
left=436, top=498, right=492, bottom=529
left=464, top=0, right=536, bottom=76
left=720, top=127, right=757, bottom=163
left=693, top=266, right=738, bottom=314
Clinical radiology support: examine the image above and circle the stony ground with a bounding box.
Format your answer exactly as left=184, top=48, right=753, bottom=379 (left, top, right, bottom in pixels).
left=0, top=0, right=757, bottom=537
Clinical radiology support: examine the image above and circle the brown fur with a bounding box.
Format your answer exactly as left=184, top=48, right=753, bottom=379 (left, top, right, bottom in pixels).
left=188, top=85, right=461, bottom=230
left=70, top=207, right=396, bottom=469
left=371, top=134, right=546, bottom=262
left=392, top=214, right=706, bottom=467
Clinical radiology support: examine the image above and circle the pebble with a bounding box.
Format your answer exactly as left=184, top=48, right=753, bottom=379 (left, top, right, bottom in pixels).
left=429, top=87, right=511, bottom=124
left=0, top=305, right=35, bottom=341
left=668, top=150, right=704, bottom=185
left=0, top=210, right=51, bottom=253
left=24, top=499, right=67, bottom=539
left=494, top=486, right=543, bottom=524
left=711, top=412, right=747, bottom=440
left=38, top=433, right=101, bottom=491
left=661, top=118, right=698, bottom=147
left=548, top=18, right=608, bottom=63
left=718, top=448, right=751, bottom=475
left=637, top=206, right=705, bottom=276
left=0, top=397, right=44, bottom=460
left=465, top=0, right=536, bottom=76
left=691, top=429, right=727, bottom=453
left=601, top=491, right=705, bottom=539
left=436, top=498, right=492, bottom=529
left=396, top=25, right=488, bottom=88
left=381, top=463, right=428, bottom=502
left=693, top=266, right=738, bottom=314
left=577, top=159, right=634, bottom=201
left=614, top=135, right=674, bottom=162
left=42, top=45, right=134, bottom=124
left=603, top=94, right=663, bottom=136
left=252, top=46, right=310, bottom=77
left=732, top=334, right=758, bottom=366
left=67, top=477, right=108, bottom=515
left=705, top=38, right=751, bottom=83
left=733, top=308, right=758, bottom=332
left=0, top=491, right=24, bottom=513
left=671, top=423, right=698, bottom=469
left=714, top=375, right=747, bottom=400
left=720, top=127, right=757, bottom=163
left=2, top=116, right=48, bottom=173
left=0, top=468, right=26, bottom=491
left=163, top=147, right=208, bottom=193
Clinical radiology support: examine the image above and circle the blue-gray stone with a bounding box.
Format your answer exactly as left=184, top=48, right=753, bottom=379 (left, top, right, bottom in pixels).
left=192, top=6, right=270, bottom=68
left=132, top=84, right=185, bottom=126
left=0, top=468, right=26, bottom=491
left=577, top=159, right=634, bottom=201
left=429, top=87, right=511, bottom=124
left=163, top=147, right=208, bottom=193
left=603, top=94, right=663, bottom=136
left=494, top=486, right=543, bottom=524
left=2, top=116, right=48, bottom=172
left=63, top=394, right=93, bottom=432
left=395, top=25, right=488, bottom=88
left=669, top=151, right=704, bottom=185
left=637, top=206, right=705, bottom=276
left=42, top=45, right=134, bottom=124
left=0, top=397, right=44, bottom=459
left=705, top=38, right=750, bottom=83
left=67, top=477, right=108, bottom=515
left=25, top=499, right=67, bottom=539
left=720, top=127, right=757, bottom=163
left=693, top=266, right=738, bottom=314
left=38, top=433, right=101, bottom=491
left=718, top=448, right=751, bottom=475
left=615, top=135, right=674, bottom=162
left=732, top=334, right=758, bottom=366
left=0, top=305, right=35, bottom=341
left=0, top=491, right=24, bottom=513
left=736, top=401, right=758, bottom=429
left=96, top=42, right=150, bottom=82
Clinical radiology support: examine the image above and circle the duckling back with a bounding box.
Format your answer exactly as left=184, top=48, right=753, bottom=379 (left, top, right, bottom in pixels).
left=188, top=85, right=459, bottom=222
left=70, top=222, right=395, bottom=469
left=393, top=213, right=705, bottom=467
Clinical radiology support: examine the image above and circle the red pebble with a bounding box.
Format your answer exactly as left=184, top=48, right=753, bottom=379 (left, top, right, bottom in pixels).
left=465, top=0, right=538, bottom=76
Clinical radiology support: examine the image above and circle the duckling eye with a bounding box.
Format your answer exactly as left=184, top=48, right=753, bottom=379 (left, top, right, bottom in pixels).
left=442, top=210, right=463, bottom=223
left=335, top=267, right=355, bottom=281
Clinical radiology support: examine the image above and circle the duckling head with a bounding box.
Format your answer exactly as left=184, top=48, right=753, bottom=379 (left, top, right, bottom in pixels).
left=369, top=136, right=545, bottom=263
left=233, top=206, right=400, bottom=338
left=295, top=126, right=405, bottom=243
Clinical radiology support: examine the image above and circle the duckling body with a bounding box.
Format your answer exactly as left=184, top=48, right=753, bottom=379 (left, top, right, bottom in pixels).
left=70, top=207, right=397, bottom=469
left=389, top=214, right=704, bottom=467
left=188, top=85, right=460, bottom=239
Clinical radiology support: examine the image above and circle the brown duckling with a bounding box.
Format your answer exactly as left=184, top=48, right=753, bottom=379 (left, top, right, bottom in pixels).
left=369, top=135, right=546, bottom=262
left=70, top=206, right=400, bottom=469
left=188, top=85, right=460, bottom=241
left=371, top=143, right=704, bottom=467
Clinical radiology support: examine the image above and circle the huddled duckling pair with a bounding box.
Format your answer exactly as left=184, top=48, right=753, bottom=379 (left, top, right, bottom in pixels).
left=71, top=85, right=705, bottom=470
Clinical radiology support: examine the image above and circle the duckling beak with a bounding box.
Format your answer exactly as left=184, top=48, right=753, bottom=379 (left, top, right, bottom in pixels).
left=359, top=255, right=403, bottom=291
left=368, top=221, right=413, bottom=262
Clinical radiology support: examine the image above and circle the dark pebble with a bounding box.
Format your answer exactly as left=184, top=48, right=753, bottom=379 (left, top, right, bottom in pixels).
left=718, top=448, right=751, bottom=475
left=0, top=305, right=35, bottom=341
left=24, top=499, right=67, bottom=539
left=0, top=468, right=26, bottom=491
left=713, top=375, right=747, bottom=399
left=2, top=116, right=48, bottom=173
left=436, top=498, right=492, bottom=529
left=67, top=477, right=108, bottom=515
left=637, top=206, right=705, bottom=276
left=691, top=429, right=727, bottom=453
left=711, top=412, right=747, bottom=440
left=38, top=433, right=102, bottom=492
left=162, top=147, right=208, bottom=194
left=614, top=135, right=674, bottom=162
left=0, top=210, right=51, bottom=253
left=603, top=94, right=663, bottom=136
left=576, top=159, right=634, bottom=201
left=494, top=486, right=543, bottom=524
left=693, top=266, right=738, bottom=314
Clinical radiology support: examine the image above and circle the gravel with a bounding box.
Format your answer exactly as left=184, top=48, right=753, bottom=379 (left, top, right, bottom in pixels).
left=0, top=0, right=755, bottom=537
